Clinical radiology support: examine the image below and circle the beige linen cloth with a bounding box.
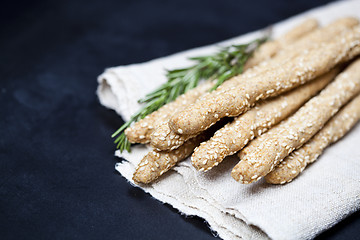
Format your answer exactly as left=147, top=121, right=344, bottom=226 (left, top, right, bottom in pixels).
left=97, top=1, right=360, bottom=239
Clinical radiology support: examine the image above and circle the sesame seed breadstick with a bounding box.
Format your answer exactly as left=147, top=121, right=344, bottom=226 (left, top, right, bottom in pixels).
left=191, top=69, right=339, bottom=171
left=150, top=121, right=196, bottom=151
left=170, top=18, right=359, bottom=137
left=280, top=18, right=319, bottom=44
left=169, top=25, right=360, bottom=136
left=124, top=81, right=214, bottom=144
left=150, top=18, right=354, bottom=150
left=219, top=17, right=358, bottom=92
left=149, top=19, right=322, bottom=151
left=245, top=18, right=319, bottom=69
left=232, top=58, right=360, bottom=184
left=130, top=17, right=356, bottom=145
left=265, top=93, right=360, bottom=184
left=132, top=134, right=207, bottom=184
left=280, top=17, right=359, bottom=55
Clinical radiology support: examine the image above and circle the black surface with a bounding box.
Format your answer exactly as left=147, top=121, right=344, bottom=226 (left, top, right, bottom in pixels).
left=1, top=0, right=360, bottom=239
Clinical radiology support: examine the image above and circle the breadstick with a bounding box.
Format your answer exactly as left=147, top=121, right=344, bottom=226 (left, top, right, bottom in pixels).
left=150, top=20, right=356, bottom=151
left=232, top=58, right=360, bottom=184
left=265, top=94, right=360, bottom=184
left=280, top=17, right=359, bottom=56
left=280, top=18, right=319, bottom=44
left=245, top=18, right=319, bottom=69
left=125, top=81, right=214, bottom=143
left=169, top=25, right=360, bottom=135
left=149, top=19, right=322, bottom=151
left=146, top=20, right=321, bottom=150
left=170, top=18, right=358, bottom=136
left=130, top=17, right=355, bottom=145
left=132, top=134, right=207, bottom=184
left=150, top=122, right=196, bottom=151
left=211, top=18, right=346, bottom=92
left=211, top=19, right=355, bottom=110
left=191, top=69, right=338, bottom=171
left=239, top=17, right=358, bottom=85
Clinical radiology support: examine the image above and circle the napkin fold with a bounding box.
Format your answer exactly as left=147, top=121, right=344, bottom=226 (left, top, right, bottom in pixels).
left=97, top=1, right=360, bottom=239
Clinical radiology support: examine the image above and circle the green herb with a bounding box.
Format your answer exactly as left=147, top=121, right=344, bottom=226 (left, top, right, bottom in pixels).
left=113, top=33, right=270, bottom=152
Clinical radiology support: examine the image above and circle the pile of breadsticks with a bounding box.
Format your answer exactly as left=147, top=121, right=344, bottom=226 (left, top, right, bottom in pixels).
left=125, top=17, right=360, bottom=185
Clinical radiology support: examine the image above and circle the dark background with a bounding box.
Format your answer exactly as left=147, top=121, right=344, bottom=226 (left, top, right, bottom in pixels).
left=1, top=0, right=359, bottom=239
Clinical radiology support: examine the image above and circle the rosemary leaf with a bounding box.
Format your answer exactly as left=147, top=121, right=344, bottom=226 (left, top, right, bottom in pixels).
left=113, top=32, right=270, bottom=152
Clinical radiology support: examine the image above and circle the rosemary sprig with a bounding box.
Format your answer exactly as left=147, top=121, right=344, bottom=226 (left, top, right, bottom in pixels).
left=113, top=33, right=269, bottom=152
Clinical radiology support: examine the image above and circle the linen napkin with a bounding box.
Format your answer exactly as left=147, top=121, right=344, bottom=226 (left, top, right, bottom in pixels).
left=97, top=1, right=360, bottom=239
